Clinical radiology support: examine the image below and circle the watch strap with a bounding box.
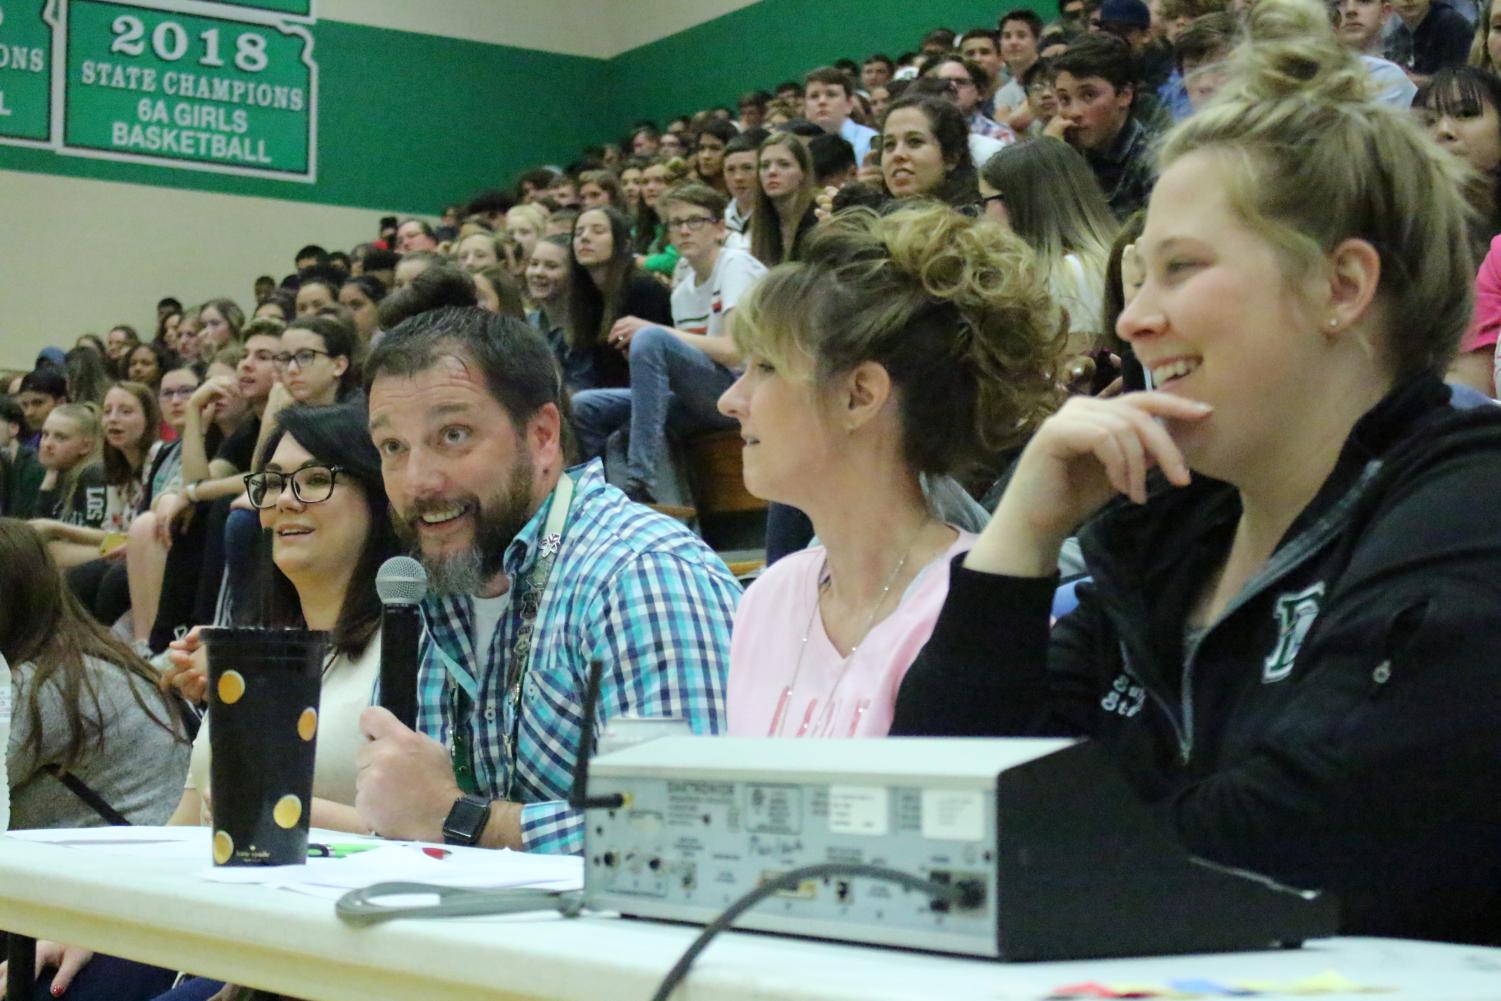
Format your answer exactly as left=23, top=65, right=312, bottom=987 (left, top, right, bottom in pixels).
left=441, top=794, right=491, bottom=846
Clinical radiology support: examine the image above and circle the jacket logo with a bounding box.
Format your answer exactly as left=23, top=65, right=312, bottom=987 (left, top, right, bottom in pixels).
left=1263, top=582, right=1325, bottom=684
left=1100, top=673, right=1146, bottom=718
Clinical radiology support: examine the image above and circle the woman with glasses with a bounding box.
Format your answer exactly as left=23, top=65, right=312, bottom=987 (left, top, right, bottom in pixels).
left=274, top=313, right=361, bottom=408
left=923, top=53, right=1016, bottom=141
left=123, top=364, right=205, bottom=651
left=161, top=402, right=398, bottom=832
left=20, top=404, right=401, bottom=1001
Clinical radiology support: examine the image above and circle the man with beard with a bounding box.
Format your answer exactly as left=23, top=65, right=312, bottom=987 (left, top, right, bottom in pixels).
left=355, top=307, right=739, bottom=854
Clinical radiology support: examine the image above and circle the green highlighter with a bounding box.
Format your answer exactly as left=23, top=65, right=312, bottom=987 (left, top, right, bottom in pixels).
left=307, top=842, right=380, bottom=859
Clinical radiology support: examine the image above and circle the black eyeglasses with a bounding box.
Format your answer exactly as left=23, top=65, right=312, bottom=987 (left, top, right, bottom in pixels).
left=667, top=215, right=719, bottom=232
left=982, top=192, right=1007, bottom=208
left=244, top=465, right=345, bottom=509
left=273, top=348, right=331, bottom=370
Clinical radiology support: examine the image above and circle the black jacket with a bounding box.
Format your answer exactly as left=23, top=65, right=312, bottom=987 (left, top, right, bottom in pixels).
left=893, top=376, right=1501, bottom=945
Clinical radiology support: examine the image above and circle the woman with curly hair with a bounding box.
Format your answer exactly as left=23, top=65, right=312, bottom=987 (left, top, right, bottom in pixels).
left=720, top=201, right=1064, bottom=738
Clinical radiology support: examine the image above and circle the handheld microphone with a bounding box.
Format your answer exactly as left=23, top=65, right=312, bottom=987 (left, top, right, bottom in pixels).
left=375, top=556, right=428, bottom=729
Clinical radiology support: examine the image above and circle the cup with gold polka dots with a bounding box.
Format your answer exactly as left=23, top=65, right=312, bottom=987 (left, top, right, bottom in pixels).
left=203, top=627, right=328, bottom=866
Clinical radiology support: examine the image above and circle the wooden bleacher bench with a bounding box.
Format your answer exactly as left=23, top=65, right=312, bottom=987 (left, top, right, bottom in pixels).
left=683, top=429, right=767, bottom=578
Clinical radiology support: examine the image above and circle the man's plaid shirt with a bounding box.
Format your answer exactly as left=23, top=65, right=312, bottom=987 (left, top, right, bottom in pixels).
left=416, top=460, right=739, bottom=854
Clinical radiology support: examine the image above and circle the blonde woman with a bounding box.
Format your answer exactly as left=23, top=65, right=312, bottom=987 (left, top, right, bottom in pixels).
left=980, top=138, right=1119, bottom=354
left=1472, top=0, right=1501, bottom=71
left=29, top=382, right=158, bottom=569
left=505, top=203, right=549, bottom=265
left=896, top=0, right=1501, bottom=946
left=720, top=202, right=1062, bottom=737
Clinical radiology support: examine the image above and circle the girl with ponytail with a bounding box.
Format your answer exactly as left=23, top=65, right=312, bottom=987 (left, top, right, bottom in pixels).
left=718, top=201, right=1064, bottom=738
left=895, top=0, right=1501, bottom=947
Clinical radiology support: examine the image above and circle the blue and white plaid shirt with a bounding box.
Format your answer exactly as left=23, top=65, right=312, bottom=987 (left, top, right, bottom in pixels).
left=416, top=460, right=739, bottom=855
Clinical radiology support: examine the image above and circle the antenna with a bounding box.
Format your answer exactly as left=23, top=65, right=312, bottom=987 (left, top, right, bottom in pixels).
left=569, top=659, right=625, bottom=811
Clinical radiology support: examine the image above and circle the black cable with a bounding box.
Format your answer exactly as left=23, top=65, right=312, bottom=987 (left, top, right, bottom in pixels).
left=569, top=658, right=625, bottom=811
left=649, top=862, right=965, bottom=1001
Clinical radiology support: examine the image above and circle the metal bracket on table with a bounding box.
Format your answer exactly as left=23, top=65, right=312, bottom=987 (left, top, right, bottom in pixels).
left=335, top=883, right=583, bottom=926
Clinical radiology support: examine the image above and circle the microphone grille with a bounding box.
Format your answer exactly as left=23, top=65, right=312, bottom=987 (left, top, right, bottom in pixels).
left=375, top=556, right=428, bottom=605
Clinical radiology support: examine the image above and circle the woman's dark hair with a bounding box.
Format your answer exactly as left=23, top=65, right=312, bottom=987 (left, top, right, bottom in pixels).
left=101, top=381, right=162, bottom=488
left=241, top=402, right=400, bottom=658
left=750, top=134, right=818, bottom=267
left=565, top=206, right=638, bottom=350
left=75, top=333, right=108, bottom=357
left=199, top=298, right=246, bottom=340
left=630, top=156, right=690, bottom=255
left=692, top=118, right=740, bottom=184
left=255, top=290, right=296, bottom=322
left=296, top=273, right=342, bottom=305
left=1417, top=65, right=1501, bottom=252
left=476, top=264, right=527, bottom=319
left=0, top=519, right=185, bottom=771
left=882, top=90, right=979, bottom=208
left=155, top=311, right=181, bottom=341
left=64, top=346, right=113, bottom=406
left=377, top=263, right=478, bottom=330
left=286, top=312, right=362, bottom=399
left=126, top=341, right=175, bottom=389
left=577, top=169, right=626, bottom=211
left=341, top=274, right=387, bottom=305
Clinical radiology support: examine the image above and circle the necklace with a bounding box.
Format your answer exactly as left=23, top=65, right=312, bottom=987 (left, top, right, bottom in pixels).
left=771, top=518, right=933, bottom=737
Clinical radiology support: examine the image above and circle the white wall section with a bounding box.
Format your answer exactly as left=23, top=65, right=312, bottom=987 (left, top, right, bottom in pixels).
left=318, top=0, right=762, bottom=59
left=0, top=169, right=407, bottom=368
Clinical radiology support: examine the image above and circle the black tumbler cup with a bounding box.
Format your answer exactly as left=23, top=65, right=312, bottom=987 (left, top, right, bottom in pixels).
left=204, top=627, right=327, bottom=866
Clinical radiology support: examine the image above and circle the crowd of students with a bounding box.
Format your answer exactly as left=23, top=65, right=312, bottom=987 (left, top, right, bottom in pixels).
left=6, top=0, right=1501, bottom=993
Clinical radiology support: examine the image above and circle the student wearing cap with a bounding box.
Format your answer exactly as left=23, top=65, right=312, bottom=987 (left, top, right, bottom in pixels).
left=1096, top=0, right=1178, bottom=91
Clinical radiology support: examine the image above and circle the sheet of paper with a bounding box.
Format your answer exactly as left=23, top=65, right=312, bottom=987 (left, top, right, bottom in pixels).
left=8, top=827, right=580, bottom=895
left=8, top=825, right=204, bottom=845
left=197, top=844, right=583, bottom=892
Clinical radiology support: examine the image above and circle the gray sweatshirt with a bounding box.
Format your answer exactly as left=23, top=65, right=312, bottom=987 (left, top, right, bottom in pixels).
left=7, top=657, right=191, bottom=829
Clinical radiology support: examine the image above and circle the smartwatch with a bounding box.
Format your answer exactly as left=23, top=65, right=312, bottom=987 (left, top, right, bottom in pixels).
left=441, top=794, right=492, bottom=846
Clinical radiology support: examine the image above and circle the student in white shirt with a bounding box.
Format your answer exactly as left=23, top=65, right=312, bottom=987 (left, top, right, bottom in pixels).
left=571, top=183, right=768, bottom=504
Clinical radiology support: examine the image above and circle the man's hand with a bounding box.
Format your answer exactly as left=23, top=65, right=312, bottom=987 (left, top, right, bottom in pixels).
left=608, top=315, right=650, bottom=353
left=354, top=707, right=462, bottom=843
left=1043, top=115, right=1071, bottom=142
